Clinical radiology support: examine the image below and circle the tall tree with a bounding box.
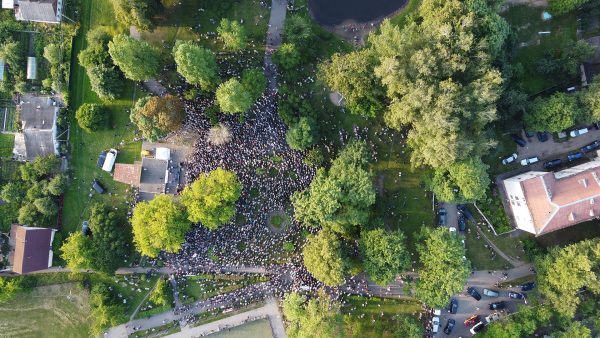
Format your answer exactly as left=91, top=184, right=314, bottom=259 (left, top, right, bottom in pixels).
left=172, top=41, right=219, bottom=90
left=60, top=232, right=93, bottom=271
left=217, top=18, right=247, bottom=51
left=415, top=227, right=471, bottom=308
left=302, top=230, right=348, bottom=287
left=78, top=28, right=124, bottom=100
left=181, top=168, right=241, bottom=230
left=320, top=49, right=385, bottom=118
left=273, top=43, right=302, bottom=71
left=427, top=157, right=490, bottom=203
left=282, top=291, right=344, bottom=338
left=286, top=117, right=317, bottom=151
left=130, top=95, right=185, bottom=141
left=292, top=141, right=376, bottom=235
left=110, top=0, right=154, bottom=31
left=241, top=68, right=267, bottom=100
left=88, top=204, right=132, bottom=274
left=108, top=35, right=160, bottom=81
left=548, top=0, right=596, bottom=15
left=75, top=103, right=109, bottom=132
left=525, top=93, right=583, bottom=132
left=360, top=228, right=411, bottom=286
left=131, top=194, right=191, bottom=258
left=216, top=78, right=253, bottom=113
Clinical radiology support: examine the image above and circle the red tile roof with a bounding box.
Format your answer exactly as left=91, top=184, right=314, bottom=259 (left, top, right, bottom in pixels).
left=113, top=163, right=141, bottom=186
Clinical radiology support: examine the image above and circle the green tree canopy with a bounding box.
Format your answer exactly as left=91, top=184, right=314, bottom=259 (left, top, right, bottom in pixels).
left=0, top=277, right=21, bottom=304
left=283, top=16, right=314, bottom=47
left=537, top=238, right=600, bottom=317
left=130, top=95, right=185, bottom=141
left=282, top=291, right=344, bottom=338
left=415, top=227, right=471, bottom=308
left=131, top=194, right=191, bottom=258
left=292, top=141, right=376, bottom=235
left=273, top=43, right=302, bottom=71
left=217, top=18, right=247, bottom=51
left=78, top=28, right=123, bottom=100
left=525, top=92, right=583, bottom=132
left=241, top=68, right=267, bottom=100
left=75, top=103, right=109, bottom=132
left=181, top=167, right=241, bottom=230
left=548, top=0, right=596, bottom=15
left=360, top=228, right=411, bottom=286
left=320, top=49, right=385, bottom=118
left=216, top=78, right=253, bottom=113
left=149, top=278, right=171, bottom=306
left=286, top=117, right=317, bottom=151
left=427, top=157, right=490, bottom=203
left=43, top=44, right=61, bottom=65
left=110, top=0, right=154, bottom=31
left=108, top=35, right=160, bottom=81
left=60, top=232, right=93, bottom=271
left=172, top=41, right=219, bottom=90
left=88, top=204, right=132, bottom=273
left=302, top=230, right=348, bottom=287
left=582, top=77, right=600, bottom=122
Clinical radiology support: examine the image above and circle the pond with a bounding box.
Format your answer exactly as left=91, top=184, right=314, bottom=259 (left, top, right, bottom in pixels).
left=308, top=0, right=408, bottom=26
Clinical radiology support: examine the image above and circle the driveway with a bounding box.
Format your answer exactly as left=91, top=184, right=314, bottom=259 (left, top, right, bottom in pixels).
left=516, top=128, right=600, bottom=163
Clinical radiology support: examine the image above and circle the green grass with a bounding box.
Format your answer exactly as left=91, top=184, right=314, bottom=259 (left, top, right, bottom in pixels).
left=0, top=133, right=14, bottom=157
left=343, top=295, right=422, bottom=315
left=63, top=0, right=141, bottom=234
left=111, top=274, right=161, bottom=318
left=0, top=283, right=91, bottom=338
left=465, top=225, right=511, bottom=270
left=178, top=274, right=268, bottom=304
left=389, top=0, right=421, bottom=28
left=128, top=321, right=181, bottom=338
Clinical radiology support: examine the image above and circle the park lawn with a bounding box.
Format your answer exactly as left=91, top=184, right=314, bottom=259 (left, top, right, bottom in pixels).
left=111, top=274, right=161, bottom=318
left=464, top=226, right=511, bottom=270
left=0, top=283, right=91, bottom=338
left=0, top=133, right=14, bottom=157
left=128, top=321, right=181, bottom=338
left=179, top=274, right=268, bottom=303
left=63, top=0, right=141, bottom=234
left=343, top=295, right=422, bottom=315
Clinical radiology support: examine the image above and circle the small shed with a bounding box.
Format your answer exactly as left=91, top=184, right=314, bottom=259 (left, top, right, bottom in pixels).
left=26, top=57, right=36, bottom=80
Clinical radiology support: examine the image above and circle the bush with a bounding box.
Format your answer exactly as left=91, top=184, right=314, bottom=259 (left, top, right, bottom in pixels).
left=75, top=103, right=109, bottom=132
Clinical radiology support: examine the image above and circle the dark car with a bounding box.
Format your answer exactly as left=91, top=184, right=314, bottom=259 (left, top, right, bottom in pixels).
left=96, top=151, right=107, bottom=168
left=511, top=134, right=527, bottom=147
left=537, top=132, right=549, bottom=142
left=509, top=291, right=526, bottom=300
left=457, top=204, right=473, bottom=220
left=82, top=221, right=89, bottom=235
left=458, top=216, right=466, bottom=232
left=470, top=321, right=485, bottom=335
left=525, top=130, right=535, bottom=138
left=467, top=287, right=482, bottom=301
left=521, top=282, right=536, bottom=291
left=567, top=152, right=585, bottom=161
left=444, top=319, right=456, bottom=335
left=489, top=301, right=506, bottom=310
left=92, top=179, right=105, bottom=194
left=593, top=121, right=600, bottom=130
left=438, top=207, right=447, bottom=226
left=581, top=141, right=600, bottom=153
left=544, top=159, right=562, bottom=170
left=449, top=299, right=458, bottom=314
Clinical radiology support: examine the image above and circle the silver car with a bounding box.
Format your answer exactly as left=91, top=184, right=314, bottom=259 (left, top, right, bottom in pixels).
left=483, top=288, right=499, bottom=297
left=520, top=157, right=539, bottom=166
left=502, top=153, right=518, bottom=165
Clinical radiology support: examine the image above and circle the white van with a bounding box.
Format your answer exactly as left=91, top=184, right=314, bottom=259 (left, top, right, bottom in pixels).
left=431, top=316, right=440, bottom=333
left=102, top=149, right=118, bottom=172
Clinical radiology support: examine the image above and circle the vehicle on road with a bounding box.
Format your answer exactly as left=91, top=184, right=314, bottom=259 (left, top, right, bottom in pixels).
left=431, top=316, right=440, bottom=333
left=449, top=299, right=458, bottom=314
left=521, top=282, right=536, bottom=291
left=489, top=301, right=506, bottom=310
left=467, top=287, right=482, bottom=300
left=464, top=315, right=479, bottom=327
left=444, top=319, right=456, bottom=335
left=567, top=152, right=584, bottom=161
left=457, top=204, right=473, bottom=220
left=483, top=288, right=499, bottom=297
left=537, top=132, right=549, bottom=142
left=509, top=291, right=526, bottom=300
left=470, top=321, right=485, bottom=335
left=570, top=128, right=589, bottom=138
left=544, top=159, right=562, bottom=169
left=438, top=207, right=447, bottom=226
left=520, top=157, right=539, bottom=166
left=511, top=134, right=526, bottom=147
left=485, top=313, right=500, bottom=324
left=458, top=216, right=466, bottom=231
left=581, top=141, right=600, bottom=153
left=502, top=153, right=518, bottom=165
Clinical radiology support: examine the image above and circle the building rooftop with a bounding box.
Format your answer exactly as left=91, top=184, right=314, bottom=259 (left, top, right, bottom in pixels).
left=139, top=157, right=168, bottom=195
left=15, top=0, right=61, bottom=23
left=13, top=94, right=59, bottom=161
left=113, top=163, right=142, bottom=186
left=9, top=224, right=55, bottom=274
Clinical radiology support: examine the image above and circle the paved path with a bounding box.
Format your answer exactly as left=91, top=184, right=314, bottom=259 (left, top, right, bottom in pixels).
left=473, top=223, right=524, bottom=267
left=264, top=0, right=287, bottom=91
left=167, top=297, right=285, bottom=338
left=129, top=26, right=168, bottom=97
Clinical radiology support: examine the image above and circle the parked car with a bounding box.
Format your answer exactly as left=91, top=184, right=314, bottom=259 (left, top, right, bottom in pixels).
left=502, top=153, right=518, bottom=165
left=537, top=132, right=549, bottom=142
left=82, top=221, right=89, bottom=235
left=520, top=157, right=539, bottom=166
left=544, top=159, right=562, bottom=170
left=483, top=288, right=499, bottom=297
left=458, top=216, right=466, bottom=231
left=92, top=179, right=105, bottom=194
left=485, top=313, right=501, bottom=324
left=593, top=121, right=600, bottom=130
left=524, top=130, right=535, bottom=138
left=511, top=134, right=527, bottom=147
left=467, top=287, right=482, bottom=300
left=521, top=282, right=536, bottom=291
left=431, top=316, right=440, bottom=333
left=581, top=141, right=600, bottom=153
left=509, top=292, right=526, bottom=300
left=438, top=207, right=447, bottom=226
left=489, top=301, right=506, bottom=310
left=444, top=319, right=456, bottom=335
left=464, top=315, right=479, bottom=327
left=449, top=299, right=458, bottom=314
left=568, top=152, right=585, bottom=161
left=457, top=204, right=473, bottom=220
left=570, top=128, right=589, bottom=138
left=470, top=321, right=485, bottom=335
left=96, top=151, right=107, bottom=168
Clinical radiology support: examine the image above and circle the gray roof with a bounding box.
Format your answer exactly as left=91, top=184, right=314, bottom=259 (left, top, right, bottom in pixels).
left=139, top=157, right=168, bottom=195
left=13, top=94, right=59, bottom=161
left=15, top=0, right=59, bottom=23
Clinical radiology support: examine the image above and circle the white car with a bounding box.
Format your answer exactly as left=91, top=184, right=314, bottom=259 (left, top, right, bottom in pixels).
left=520, top=157, right=539, bottom=166
left=483, top=288, right=499, bottom=297
left=485, top=313, right=500, bottom=324
left=502, top=153, right=518, bottom=165
left=570, top=128, right=589, bottom=138
left=431, top=316, right=440, bottom=333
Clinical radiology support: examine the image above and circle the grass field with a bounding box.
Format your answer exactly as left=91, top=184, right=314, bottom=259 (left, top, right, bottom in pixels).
left=0, top=133, right=14, bottom=158
left=465, top=226, right=511, bottom=270
left=0, top=283, right=91, bottom=338
left=179, top=274, right=268, bottom=304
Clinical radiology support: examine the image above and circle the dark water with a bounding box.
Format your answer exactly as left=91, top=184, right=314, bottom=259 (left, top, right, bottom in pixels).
left=308, top=0, right=408, bottom=26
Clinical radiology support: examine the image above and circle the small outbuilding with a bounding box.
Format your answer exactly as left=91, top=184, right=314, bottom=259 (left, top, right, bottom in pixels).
left=26, top=56, right=36, bottom=80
